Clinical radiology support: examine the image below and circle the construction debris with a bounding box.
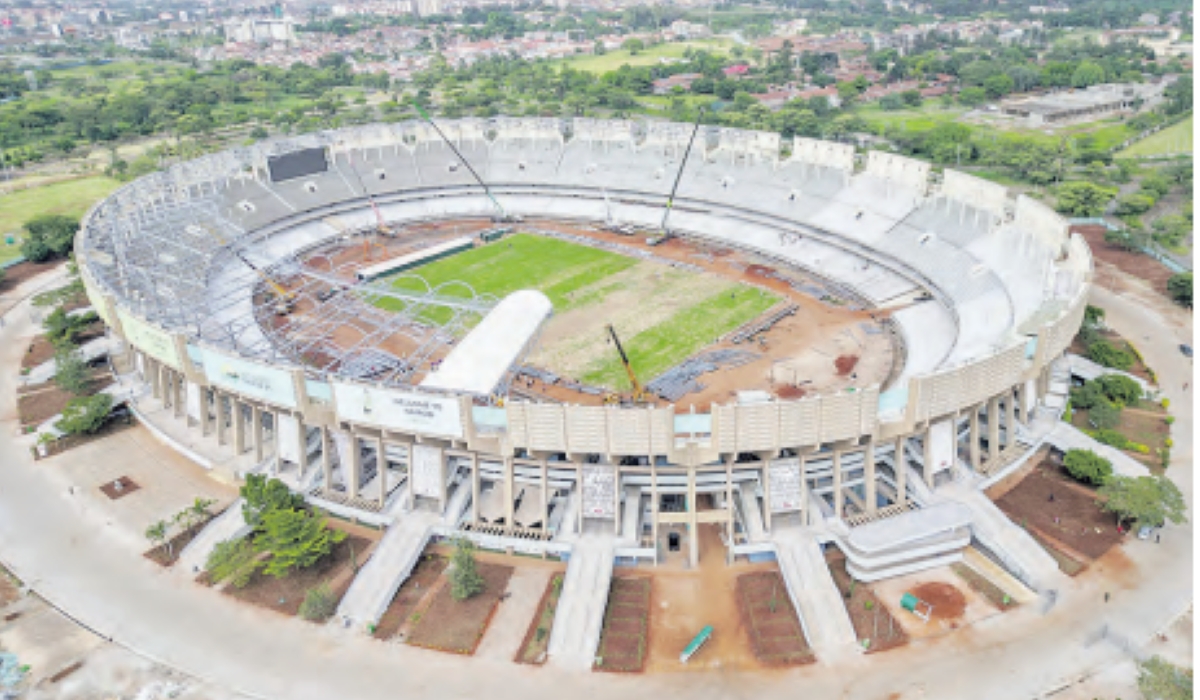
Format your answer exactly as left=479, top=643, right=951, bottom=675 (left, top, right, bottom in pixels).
left=647, top=349, right=760, bottom=401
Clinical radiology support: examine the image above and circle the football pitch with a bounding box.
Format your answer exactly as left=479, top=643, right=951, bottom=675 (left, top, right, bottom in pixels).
left=375, top=233, right=778, bottom=390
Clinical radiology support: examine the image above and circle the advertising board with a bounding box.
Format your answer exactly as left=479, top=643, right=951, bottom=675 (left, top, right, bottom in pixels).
left=332, top=383, right=463, bottom=439
left=202, top=348, right=298, bottom=409
left=116, top=309, right=182, bottom=370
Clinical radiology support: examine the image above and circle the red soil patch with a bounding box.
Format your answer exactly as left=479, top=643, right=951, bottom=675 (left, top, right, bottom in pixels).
left=744, top=264, right=775, bottom=277
left=406, top=562, right=513, bottom=654
left=775, top=384, right=806, bottom=399
left=224, top=533, right=373, bottom=617
left=909, top=582, right=967, bottom=620
left=373, top=553, right=447, bottom=639
left=0, top=260, right=58, bottom=292
left=826, top=552, right=908, bottom=653
left=834, top=354, right=859, bottom=376
left=1072, top=224, right=1173, bottom=296
left=594, top=576, right=651, bottom=673
left=98, top=476, right=139, bottom=500
left=736, top=571, right=815, bottom=666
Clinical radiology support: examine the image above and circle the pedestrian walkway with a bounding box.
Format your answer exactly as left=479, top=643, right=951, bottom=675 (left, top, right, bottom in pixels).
left=961, top=546, right=1038, bottom=604
left=769, top=527, right=857, bottom=655
left=177, top=498, right=252, bottom=574
left=1045, top=423, right=1151, bottom=479
left=1066, top=353, right=1154, bottom=392
left=334, top=508, right=442, bottom=631
left=547, top=531, right=614, bottom=670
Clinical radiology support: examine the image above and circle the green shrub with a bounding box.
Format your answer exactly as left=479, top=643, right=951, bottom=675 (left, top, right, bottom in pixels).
left=1089, top=400, right=1121, bottom=430
left=1088, top=340, right=1134, bottom=371
left=1069, top=381, right=1106, bottom=410
left=1091, top=429, right=1129, bottom=449
left=1063, top=449, right=1113, bottom=486
left=1167, top=272, right=1192, bottom=308
left=1165, top=416, right=1175, bottom=425
left=299, top=583, right=337, bottom=622
left=449, top=537, right=485, bottom=601
left=1096, top=375, right=1142, bottom=406
left=55, top=394, right=113, bottom=435
left=206, top=538, right=261, bottom=588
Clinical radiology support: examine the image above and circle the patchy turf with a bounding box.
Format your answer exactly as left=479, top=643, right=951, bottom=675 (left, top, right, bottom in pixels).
left=594, top=576, right=651, bottom=673
left=0, top=176, right=121, bottom=262
left=1118, top=116, right=1193, bottom=158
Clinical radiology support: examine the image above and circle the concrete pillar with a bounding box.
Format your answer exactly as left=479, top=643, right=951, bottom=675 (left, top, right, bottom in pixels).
left=347, top=434, right=361, bottom=500
left=320, top=427, right=332, bottom=491
left=149, top=359, right=161, bottom=400
left=294, top=419, right=307, bottom=480
left=406, top=443, right=416, bottom=512
left=894, top=438, right=907, bottom=506
left=541, top=459, right=549, bottom=536
left=799, top=454, right=808, bottom=525
left=762, top=460, right=772, bottom=533
left=864, top=441, right=877, bottom=514
left=575, top=462, right=584, bottom=536
left=438, top=447, right=448, bottom=512
left=923, top=427, right=935, bottom=488
left=215, top=393, right=228, bottom=446
left=1005, top=389, right=1017, bottom=448
left=726, top=458, right=734, bottom=565
left=969, top=404, right=981, bottom=471
left=170, top=373, right=182, bottom=418
left=988, top=396, right=1001, bottom=463
left=252, top=406, right=264, bottom=462
left=376, top=437, right=387, bottom=511
left=200, top=389, right=212, bottom=437
left=832, top=450, right=843, bottom=520
left=687, top=466, right=698, bottom=569
left=504, top=457, right=515, bottom=528
left=232, top=401, right=246, bottom=455
left=471, top=453, right=481, bottom=525
left=650, top=459, right=659, bottom=563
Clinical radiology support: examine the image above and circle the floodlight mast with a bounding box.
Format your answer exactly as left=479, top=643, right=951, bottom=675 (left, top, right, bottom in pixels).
left=659, top=107, right=705, bottom=237
left=413, top=102, right=507, bottom=220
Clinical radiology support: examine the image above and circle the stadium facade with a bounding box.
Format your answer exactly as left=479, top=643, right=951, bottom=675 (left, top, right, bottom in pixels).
left=77, top=119, right=1089, bottom=654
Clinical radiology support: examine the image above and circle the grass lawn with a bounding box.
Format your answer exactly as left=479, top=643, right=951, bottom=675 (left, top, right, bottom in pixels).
left=556, top=39, right=734, bottom=74
left=580, top=284, right=776, bottom=390
left=857, top=103, right=967, bottom=132
left=382, top=233, right=636, bottom=313
left=1118, top=116, right=1194, bottom=158
left=0, top=175, right=122, bottom=262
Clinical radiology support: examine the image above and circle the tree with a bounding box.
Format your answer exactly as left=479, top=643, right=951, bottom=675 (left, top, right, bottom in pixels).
left=1087, top=339, right=1134, bottom=371
left=1137, top=656, right=1193, bottom=700
left=1088, top=400, right=1121, bottom=431
left=1070, top=62, right=1105, bottom=88
left=1096, top=375, right=1142, bottom=406
left=1115, top=193, right=1154, bottom=216
left=20, top=214, right=80, bottom=262
left=206, top=537, right=261, bottom=588
left=43, top=307, right=96, bottom=347
left=879, top=93, right=904, bottom=111
left=982, top=74, right=1014, bottom=99
left=1167, top=272, right=1192, bottom=308
left=1083, top=305, right=1105, bottom=328
left=1098, top=475, right=1188, bottom=527
left=957, top=86, right=987, bottom=107
left=1055, top=181, right=1116, bottom=216
left=622, top=38, right=644, bottom=55
left=1069, top=380, right=1107, bottom=410
left=899, top=89, right=922, bottom=107
left=53, top=346, right=90, bottom=396
left=241, top=474, right=305, bottom=530
left=448, top=537, right=485, bottom=601
left=299, top=583, right=337, bottom=621
left=1063, top=449, right=1112, bottom=487
left=145, top=520, right=171, bottom=555
left=256, top=508, right=345, bottom=578
left=55, top=393, right=113, bottom=435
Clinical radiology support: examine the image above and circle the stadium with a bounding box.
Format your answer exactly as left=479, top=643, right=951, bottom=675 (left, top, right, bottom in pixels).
left=76, top=117, right=1091, bottom=667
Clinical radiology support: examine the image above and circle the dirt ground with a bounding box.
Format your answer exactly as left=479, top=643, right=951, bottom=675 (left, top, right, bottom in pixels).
left=1068, top=327, right=1157, bottom=384
left=515, top=572, right=564, bottom=664
left=373, top=553, right=448, bottom=640
left=98, top=476, right=140, bottom=500
left=594, top=576, right=652, bottom=673
left=642, top=524, right=779, bottom=672
left=1070, top=405, right=1169, bottom=468
left=0, top=260, right=59, bottom=293
left=143, top=514, right=216, bottom=568
left=994, top=457, right=1124, bottom=564
left=1072, top=224, right=1174, bottom=296
left=279, top=217, right=897, bottom=409
left=870, top=565, right=1001, bottom=640
left=736, top=571, right=815, bottom=666
left=224, top=532, right=374, bottom=618
left=406, top=562, right=513, bottom=654
left=949, top=563, right=1016, bottom=612
left=17, top=375, right=109, bottom=427
left=826, top=551, right=908, bottom=653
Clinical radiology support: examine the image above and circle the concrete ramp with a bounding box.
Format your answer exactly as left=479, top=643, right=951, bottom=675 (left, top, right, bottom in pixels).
left=335, top=510, right=441, bottom=630
left=770, top=528, right=857, bottom=654
left=177, top=499, right=252, bottom=574
left=547, top=534, right=615, bottom=670
left=1046, top=423, right=1151, bottom=479
left=738, top=486, right=766, bottom=542
left=946, top=486, right=1063, bottom=592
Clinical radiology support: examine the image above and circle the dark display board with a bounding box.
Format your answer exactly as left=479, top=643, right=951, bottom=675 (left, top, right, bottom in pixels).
left=267, top=147, right=328, bottom=183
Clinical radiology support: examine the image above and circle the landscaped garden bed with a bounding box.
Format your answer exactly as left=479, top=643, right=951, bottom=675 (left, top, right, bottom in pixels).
left=735, top=571, right=815, bottom=666
left=826, top=552, right=908, bottom=653
left=372, top=553, right=448, bottom=640
left=593, top=576, right=651, bottom=673
left=144, top=511, right=220, bottom=567
left=1070, top=403, right=1170, bottom=469
left=949, top=563, right=1017, bottom=611
left=17, top=373, right=109, bottom=428
left=515, top=572, right=565, bottom=665
left=405, top=562, right=513, bottom=654
left=223, top=530, right=372, bottom=617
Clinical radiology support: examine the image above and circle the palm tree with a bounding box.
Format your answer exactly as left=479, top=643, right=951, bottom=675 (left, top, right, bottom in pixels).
left=145, top=520, right=170, bottom=555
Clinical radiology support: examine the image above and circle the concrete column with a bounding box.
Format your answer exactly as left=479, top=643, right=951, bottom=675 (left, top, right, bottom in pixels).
left=864, top=441, right=877, bottom=514
left=726, top=458, right=734, bottom=565
left=988, top=396, right=1001, bottom=463
left=321, top=427, right=332, bottom=491
left=504, top=457, right=515, bottom=528
left=406, top=443, right=416, bottom=512
left=831, top=450, right=843, bottom=519
left=541, top=459, right=549, bottom=536
left=799, top=454, right=808, bottom=525
left=271, top=412, right=280, bottom=473
left=762, top=460, right=772, bottom=533
left=923, top=427, right=935, bottom=488
left=232, top=401, right=246, bottom=455
left=376, top=437, right=387, bottom=511
left=687, top=465, right=698, bottom=569
left=438, top=447, right=449, bottom=511
left=471, top=453, right=481, bottom=526
left=575, top=462, right=584, bottom=536
left=650, top=459, right=659, bottom=563
left=347, top=434, right=361, bottom=500
left=215, top=393, right=228, bottom=446
left=969, top=404, right=981, bottom=471
left=200, top=389, right=212, bottom=437
left=613, top=464, right=621, bottom=536
left=149, top=359, right=161, bottom=400
left=170, top=373, right=182, bottom=418
left=894, top=438, right=907, bottom=506
left=1005, top=389, right=1017, bottom=448
left=294, top=419, right=307, bottom=480
left=252, top=406, right=264, bottom=462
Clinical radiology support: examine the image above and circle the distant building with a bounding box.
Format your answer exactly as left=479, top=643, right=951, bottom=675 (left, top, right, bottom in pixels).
left=225, top=18, right=295, bottom=44
left=652, top=73, right=703, bottom=95
left=1000, top=82, right=1169, bottom=126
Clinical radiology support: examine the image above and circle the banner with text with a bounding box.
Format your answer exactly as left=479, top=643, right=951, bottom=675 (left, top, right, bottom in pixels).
left=116, top=309, right=182, bottom=370
left=332, top=383, right=463, bottom=439
left=202, top=348, right=298, bottom=409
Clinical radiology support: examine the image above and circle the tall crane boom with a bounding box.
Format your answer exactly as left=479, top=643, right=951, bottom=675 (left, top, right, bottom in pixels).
left=606, top=323, right=646, bottom=402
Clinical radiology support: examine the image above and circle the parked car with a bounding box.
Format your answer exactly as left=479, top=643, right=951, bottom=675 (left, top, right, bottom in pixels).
left=1137, top=524, right=1155, bottom=540
left=1180, top=344, right=1193, bottom=358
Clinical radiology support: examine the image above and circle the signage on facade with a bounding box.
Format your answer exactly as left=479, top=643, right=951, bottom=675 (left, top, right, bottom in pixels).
left=581, top=464, right=616, bottom=519
left=202, top=348, right=298, bottom=409
left=411, top=444, right=443, bottom=499
left=768, top=459, right=802, bottom=513
left=116, top=309, right=182, bottom=370
left=331, top=383, right=463, bottom=439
